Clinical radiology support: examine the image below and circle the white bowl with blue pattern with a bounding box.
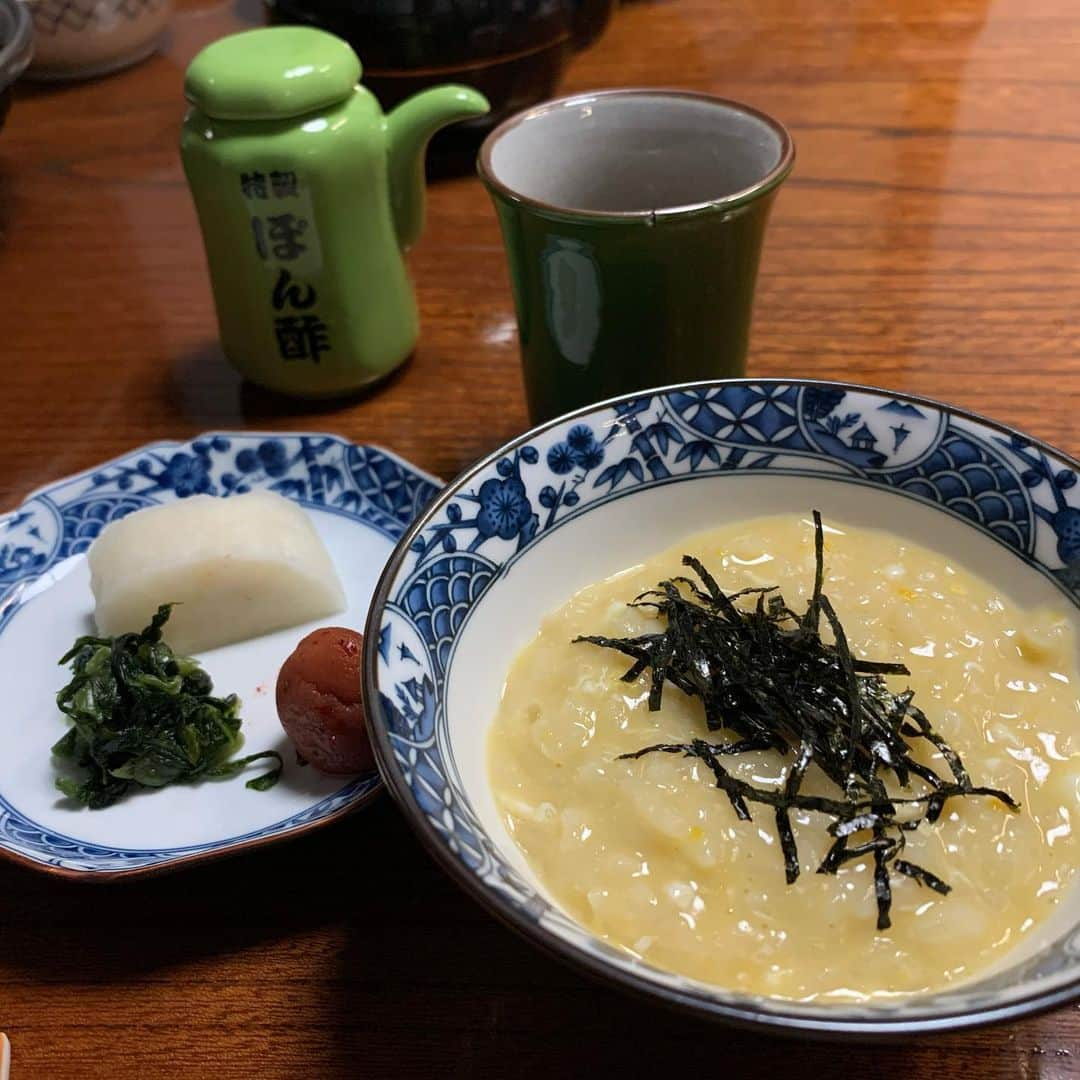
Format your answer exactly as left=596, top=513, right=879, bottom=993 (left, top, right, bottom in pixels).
left=0, top=432, right=439, bottom=879
left=365, top=379, right=1080, bottom=1036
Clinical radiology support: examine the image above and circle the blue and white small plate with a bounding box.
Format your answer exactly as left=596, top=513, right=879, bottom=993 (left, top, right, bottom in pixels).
left=0, top=432, right=439, bottom=879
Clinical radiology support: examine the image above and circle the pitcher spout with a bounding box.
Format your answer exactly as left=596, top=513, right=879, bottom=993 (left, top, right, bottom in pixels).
left=386, top=86, right=490, bottom=251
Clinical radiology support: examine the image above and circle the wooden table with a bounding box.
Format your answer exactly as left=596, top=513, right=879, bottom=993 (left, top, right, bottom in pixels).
left=1, top=1, right=1078, bottom=1076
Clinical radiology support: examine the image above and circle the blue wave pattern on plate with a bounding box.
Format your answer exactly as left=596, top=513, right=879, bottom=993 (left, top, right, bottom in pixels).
left=376, top=382, right=1080, bottom=968
left=0, top=433, right=440, bottom=873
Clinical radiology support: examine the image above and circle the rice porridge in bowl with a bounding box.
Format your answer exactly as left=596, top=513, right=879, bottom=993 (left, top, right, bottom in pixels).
left=488, top=514, right=1080, bottom=1002
left=367, top=380, right=1080, bottom=1032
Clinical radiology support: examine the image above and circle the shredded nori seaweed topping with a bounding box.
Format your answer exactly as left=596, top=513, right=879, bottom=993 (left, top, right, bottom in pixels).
left=574, top=512, right=1019, bottom=930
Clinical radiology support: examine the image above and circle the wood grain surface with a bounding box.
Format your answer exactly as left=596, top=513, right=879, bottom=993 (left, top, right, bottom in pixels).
left=1, top=0, right=1078, bottom=1076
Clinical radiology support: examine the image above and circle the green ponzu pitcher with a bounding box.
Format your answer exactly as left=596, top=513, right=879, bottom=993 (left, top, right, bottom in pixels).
left=181, top=27, right=489, bottom=397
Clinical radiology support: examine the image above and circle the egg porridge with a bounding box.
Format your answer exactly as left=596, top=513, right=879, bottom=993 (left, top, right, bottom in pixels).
left=487, top=514, right=1080, bottom=1001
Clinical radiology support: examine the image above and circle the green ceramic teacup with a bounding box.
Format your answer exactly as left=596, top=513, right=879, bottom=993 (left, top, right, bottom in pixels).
left=479, top=90, right=794, bottom=423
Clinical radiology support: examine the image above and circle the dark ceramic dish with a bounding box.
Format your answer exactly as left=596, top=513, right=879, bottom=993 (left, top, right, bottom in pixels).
left=0, top=0, right=31, bottom=132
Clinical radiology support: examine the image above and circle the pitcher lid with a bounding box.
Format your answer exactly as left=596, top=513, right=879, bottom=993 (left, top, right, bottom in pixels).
left=185, top=27, right=361, bottom=121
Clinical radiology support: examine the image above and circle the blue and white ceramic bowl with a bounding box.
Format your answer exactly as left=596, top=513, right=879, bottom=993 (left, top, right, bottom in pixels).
left=365, top=379, right=1080, bottom=1036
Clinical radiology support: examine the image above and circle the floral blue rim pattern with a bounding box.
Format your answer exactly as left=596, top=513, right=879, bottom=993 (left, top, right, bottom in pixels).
left=0, top=432, right=440, bottom=877
left=366, top=379, right=1080, bottom=1035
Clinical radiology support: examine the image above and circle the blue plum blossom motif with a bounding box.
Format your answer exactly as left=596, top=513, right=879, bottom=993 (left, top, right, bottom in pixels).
left=191, top=436, right=230, bottom=455
left=227, top=437, right=355, bottom=502
left=258, top=439, right=290, bottom=478
left=233, top=439, right=300, bottom=487
left=578, top=445, right=604, bottom=470
left=235, top=448, right=259, bottom=473
left=411, top=449, right=544, bottom=557
left=531, top=423, right=614, bottom=527
left=476, top=476, right=532, bottom=540
left=92, top=443, right=225, bottom=499
left=159, top=452, right=213, bottom=497
left=545, top=425, right=606, bottom=484
left=547, top=444, right=575, bottom=475
left=234, top=438, right=291, bottom=481
left=566, top=425, right=595, bottom=453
